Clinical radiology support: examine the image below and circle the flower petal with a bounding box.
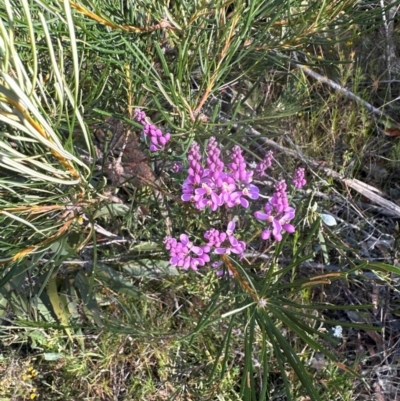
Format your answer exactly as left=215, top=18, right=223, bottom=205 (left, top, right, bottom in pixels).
left=261, top=229, right=271, bottom=240
left=178, top=234, right=187, bottom=244
left=226, top=221, right=235, bottom=235
left=254, top=211, right=268, bottom=220
left=282, top=223, right=295, bottom=233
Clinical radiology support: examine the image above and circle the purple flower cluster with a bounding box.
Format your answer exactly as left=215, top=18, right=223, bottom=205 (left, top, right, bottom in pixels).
left=164, top=234, right=210, bottom=270
left=204, top=221, right=246, bottom=256
left=254, top=180, right=295, bottom=241
left=256, top=150, right=273, bottom=177
left=292, top=167, right=306, bottom=189
left=164, top=221, right=245, bottom=271
left=134, top=108, right=171, bottom=152
left=172, top=162, right=183, bottom=173
left=164, top=138, right=306, bottom=275
left=181, top=138, right=260, bottom=211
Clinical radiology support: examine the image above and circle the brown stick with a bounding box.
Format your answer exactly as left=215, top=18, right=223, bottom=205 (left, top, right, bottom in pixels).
left=294, top=62, right=400, bottom=130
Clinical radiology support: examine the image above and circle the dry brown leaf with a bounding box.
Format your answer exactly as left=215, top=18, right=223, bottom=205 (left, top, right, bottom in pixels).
left=94, top=117, right=155, bottom=188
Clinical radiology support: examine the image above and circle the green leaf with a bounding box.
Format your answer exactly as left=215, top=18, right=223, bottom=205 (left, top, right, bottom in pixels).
left=93, top=203, right=130, bottom=219
left=268, top=304, right=338, bottom=361
left=296, top=216, right=321, bottom=251
left=74, top=272, right=103, bottom=327
left=131, top=242, right=161, bottom=252
left=262, top=312, right=322, bottom=401
left=367, top=262, right=400, bottom=275
left=46, top=275, right=73, bottom=343
left=0, top=295, right=8, bottom=320
left=121, top=260, right=179, bottom=277
left=96, top=263, right=144, bottom=299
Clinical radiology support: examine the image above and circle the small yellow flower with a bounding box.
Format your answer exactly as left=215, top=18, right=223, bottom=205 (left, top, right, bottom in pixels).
left=346, top=41, right=353, bottom=46
left=22, top=374, right=29, bottom=381
left=317, top=55, right=322, bottom=59
left=28, top=367, right=34, bottom=372
left=30, top=393, right=37, bottom=399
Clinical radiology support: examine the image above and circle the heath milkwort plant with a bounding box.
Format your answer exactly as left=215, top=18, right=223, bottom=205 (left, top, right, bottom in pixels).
left=164, top=137, right=306, bottom=273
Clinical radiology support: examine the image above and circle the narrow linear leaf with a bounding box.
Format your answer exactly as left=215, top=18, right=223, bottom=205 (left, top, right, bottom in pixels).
left=46, top=275, right=73, bottom=343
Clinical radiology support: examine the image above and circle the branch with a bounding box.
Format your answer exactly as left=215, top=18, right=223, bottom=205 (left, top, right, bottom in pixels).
left=294, top=62, right=397, bottom=125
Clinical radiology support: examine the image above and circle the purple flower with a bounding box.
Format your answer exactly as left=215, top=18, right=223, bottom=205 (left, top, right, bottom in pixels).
left=214, top=234, right=246, bottom=255
left=179, top=234, right=203, bottom=255
left=181, top=138, right=260, bottom=211
left=256, top=151, right=273, bottom=177
left=172, top=162, right=183, bottom=173
left=134, top=109, right=170, bottom=152
left=144, top=123, right=171, bottom=152
left=186, top=142, right=204, bottom=185
left=223, top=146, right=260, bottom=208
left=181, top=179, right=195, bottom=202
left=194, top=181, right=222, bottom=211
left=254, top=180, right=295, bottom=241
left=229, top=183, right=260, bottom=208
left=205, top=221, right=246, bottom=257
left=204, top=228, right=227, bottom=247
left=218, top=176, right=237, bottom=207
left=243, top=184, right=260, bottom=202
left=228, top=145, right=253, bottom=184
left=134, top=108, right=147, bottom=124
left=254, top=202, right=296, bottom=242
left=164, top=234, right=210, bottom=271
left=293, top=167, right=306, bottom=189
left=181, top=142, right=207, bottom=203
left=269, top=180, right=289, bottom=213
left=225, top=220, right=236, bottom=236
left=206, top=137, right=225, bottom=179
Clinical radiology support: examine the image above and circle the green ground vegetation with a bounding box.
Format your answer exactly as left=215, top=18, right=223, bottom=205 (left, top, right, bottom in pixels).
left=1, top=1, right=400, bottom=400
